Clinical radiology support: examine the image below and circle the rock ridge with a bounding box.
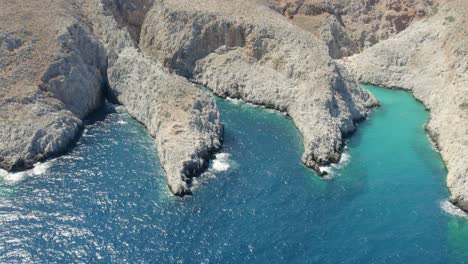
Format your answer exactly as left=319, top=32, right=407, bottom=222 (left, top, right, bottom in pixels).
left=139, top=0, right=378, bottom=173
left=84, top=0, right=223, bottom=195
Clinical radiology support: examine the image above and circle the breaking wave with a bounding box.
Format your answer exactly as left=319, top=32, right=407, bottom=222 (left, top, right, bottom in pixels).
left=0, top=161, right=52, bottom=184
left=440, top=200, right=468, bottom=218
left=191, top=153, right=236, bottom=190
left=212, top=153, right=231, bottom=172
left=320, top=149, right=351, bottom=179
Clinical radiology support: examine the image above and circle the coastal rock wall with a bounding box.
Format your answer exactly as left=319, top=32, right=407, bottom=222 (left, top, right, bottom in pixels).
left=270, top=0, right=435, bottom=58
left=84, top=0, right=223, bottom=195
left=140, top=0, right=378, bottom=173
left=0, top=0, right=107, bottom=171
left=343, top=0, right=468, bottom=210
left=39, top=23, right=107, bottom=119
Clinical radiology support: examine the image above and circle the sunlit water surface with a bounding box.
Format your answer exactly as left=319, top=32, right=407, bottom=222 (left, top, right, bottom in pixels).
left=1, top=85, right=467, bottom=263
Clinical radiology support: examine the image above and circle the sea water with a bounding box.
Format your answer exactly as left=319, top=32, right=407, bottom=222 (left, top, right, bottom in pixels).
left=0, top=85, right=467, bottom=263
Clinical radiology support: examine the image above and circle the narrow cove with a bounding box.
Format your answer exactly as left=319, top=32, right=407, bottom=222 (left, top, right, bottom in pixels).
left=0, top=85, right=467, bottom=263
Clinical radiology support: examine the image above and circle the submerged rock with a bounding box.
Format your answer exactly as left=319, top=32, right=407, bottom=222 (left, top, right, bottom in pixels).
left=139, top=0, right=377, bottom=173
left=343, top=0, right=468, bottom=211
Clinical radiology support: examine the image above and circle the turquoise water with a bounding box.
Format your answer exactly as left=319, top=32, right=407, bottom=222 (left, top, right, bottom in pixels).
left=0, top=85, right=467, bottom=263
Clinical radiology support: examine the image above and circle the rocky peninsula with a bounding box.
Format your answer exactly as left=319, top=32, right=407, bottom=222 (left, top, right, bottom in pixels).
left=140, top=0, right=377, bottom=173
left=0, top=0, right=222, bottom=196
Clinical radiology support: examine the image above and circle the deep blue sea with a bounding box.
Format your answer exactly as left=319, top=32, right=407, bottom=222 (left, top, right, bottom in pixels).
left=1, top=85, right=468, bottom=263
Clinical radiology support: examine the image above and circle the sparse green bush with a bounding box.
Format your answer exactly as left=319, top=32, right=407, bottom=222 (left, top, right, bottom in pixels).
left=445, top=16, right=456, bottom=23
left=286, top=7, right=295, bottom=18
left=431, top=5, right=438, bottom=15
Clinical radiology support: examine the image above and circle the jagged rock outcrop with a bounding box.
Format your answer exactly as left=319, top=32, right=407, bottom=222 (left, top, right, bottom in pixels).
left=343, top=0, right=468, bottom=210
left=0, top=0, right=107, bottom=171
left=83, top=0, right=223, bottom=195
left=1, top=0, right=222, bottom=195
left=270, top=0, right=435, bottom=58
left=139, top=0, right=378, bottom=173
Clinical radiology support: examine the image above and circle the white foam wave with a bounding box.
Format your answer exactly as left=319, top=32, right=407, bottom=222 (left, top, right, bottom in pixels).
left=191, top=153, right=235, bottom=191
left=440, top=200, right=468, bottom=218
left=0, top=162, right=52, bottom=184
left=212, top=153, right=231, bottom=172
left=265, top=108, right=288, bottom=116
left=117, top=120, right=128, bottom=125
left=226, top=97, right=288, bottom=116
left=226, top=97, right=242, bottom=104
left=114, top=105, right=127, bottom=113
left=320, top=150, right=351, bottom=180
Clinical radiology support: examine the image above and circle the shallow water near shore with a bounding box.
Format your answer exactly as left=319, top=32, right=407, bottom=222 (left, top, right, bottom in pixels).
left=1, top=85, right=468, bottom=263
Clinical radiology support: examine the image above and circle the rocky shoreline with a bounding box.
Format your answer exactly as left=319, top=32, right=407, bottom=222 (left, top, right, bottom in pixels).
left=140, top=0, right=377, bottom=173
left=0, top=0, right=223, bottom=196
left=1, top=0, right=466, bottom=210
left=341, top=0, right=468, bottom=211
left=0, top=0, right=107, bottom=172
left=84, top=0, right=224, bottom=196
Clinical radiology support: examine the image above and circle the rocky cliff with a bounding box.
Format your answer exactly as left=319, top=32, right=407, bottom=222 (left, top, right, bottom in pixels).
left=0, top=0, right=223, bottom=196
left=0, top=0, right=107, bottom=171
left=139, top=0, right=377, bottom=174
left=270, top=0, right=435, bottom=58
left=343, top=0, right=468, bottom=211
left=84, top=0, right=223, bottom=195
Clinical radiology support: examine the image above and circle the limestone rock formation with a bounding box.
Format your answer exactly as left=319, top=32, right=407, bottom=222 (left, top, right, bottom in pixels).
left=4, top=0, right=465, bottom=209
left=343, top=0, right=468, bottom=210
left=270, top=0, right=435, bottom=58
left=84, top=0, right=223, bottom=195
left=139, top=0, right=378, bottom=173
left=1, top=0, right=223, bottom=196
left=0, top=0, right=107, bottom=171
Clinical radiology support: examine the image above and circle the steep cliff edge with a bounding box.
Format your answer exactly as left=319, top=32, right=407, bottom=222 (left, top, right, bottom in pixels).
left=84, top=0, right=223, bottom=195
left=343, top=0, right=468, bottom=210
left=139, top=0, right=378, bottom=174
left=0, top=0, right=107, bottom=171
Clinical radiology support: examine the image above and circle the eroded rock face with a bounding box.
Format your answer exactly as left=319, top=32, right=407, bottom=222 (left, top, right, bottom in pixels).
left=270, top=0, right=435, bottom=58
left=84, top=0, right=223, bottom=195
left=101, top=0, right=155, bottom=42
left=140, top=0, right=377, bottom=173
left=0, top=0, right=107, bottom=171
left=343, top=0, right=468, bottom=211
